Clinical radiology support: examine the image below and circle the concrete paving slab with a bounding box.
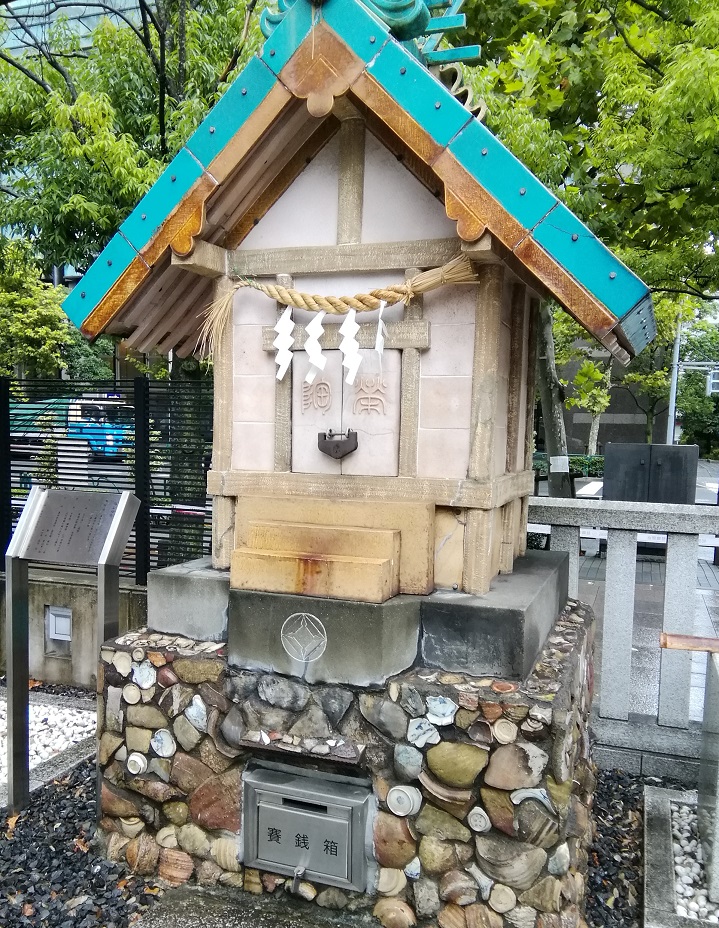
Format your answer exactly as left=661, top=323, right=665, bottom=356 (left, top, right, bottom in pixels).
left=644, top=786, right=698, bottom=928
left=136, top=884, right=377, bottom=928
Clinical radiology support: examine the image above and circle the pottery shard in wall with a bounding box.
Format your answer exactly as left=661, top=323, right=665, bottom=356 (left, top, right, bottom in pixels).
left=426, top=743, right=489, bottom=789
left=373, top=899, right=417, bottom=928
left=173, top=715, right=203, bottom=752
left=184, top=695, right=209, bottom=732
left=132, top=661, right=157, bottom=690
left=172, top=658, right=224, bottom=685
left=211, top=836, right=242, bottom=872
left=360, top=695, right=408, bottom=740
left=419, top=771, right=476, bottom=820
left=170, top=752, right=214, bottom=794
left=220, top=705, right=247, bottom=748
left=413, top=877, right=440, bottom=917
left=257, top=674, right=310, bottom=711
left=426, top=696, right=459, bottom=726
left=415, top=805, right=471, bottom=843
left=438, top=902, right=467, bottom=928
left=464, top=903, right=503, bottom=928
left=518, top=876, right=562, bottom=913
left=439, top=870, right=479, bottom=906
left=159, top=684, right=195, bottom=719
left=177, top=822, right=211, bottom=858
left=547, top=843, right=570, bottom=876
left=378, top=868, right=408, bottom=896
left=400, top=685, right=425, bottom=717
left=126, top=703, right=168, bottom=730
left=394, top=744, right=424, bottom=782
left=158, top=847, right=194, bottom=886
left=126, top=832, right=160, bottom=875
left=418, top=836, right=463, bottom=875
left=150, top=729, right=177, bottom=759
left=407, top=718, right=441, bottom=747
left=479, top=787, right=517, bottom=837
left=475, top=833, right=547, bottom=891
left=101, top=781, right=142, bottom=818
left=514, top=799, right=560, bottom=849
left=157, top=666, right=180, bottom=689
left=126, top=778, right=183, bottom=804
left=373, top=811, right=417, bottom=869
left=189, top=767, right=242, bottom=832
left=483, top=743, right=549, bottom=790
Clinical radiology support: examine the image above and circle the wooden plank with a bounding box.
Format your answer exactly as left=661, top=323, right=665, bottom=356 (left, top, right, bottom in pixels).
left=171, top=240, right=227, bottom=278
left=660, top=633, right=719, bottom=654
left=337, top=115, right=365, bottom=245
left=505, top=281, right=526, bottom=473
left=261, top=319, right=430, bottom=351
left=228, top=238, right=459, bottom=277
left=468, top=263, right=504, bottom=480
left=398, top=269, right=423, bottom=478
left=210, top=274, right=236, bottom=569
left=210, top=468, right=532, bottom=510
left=274, top=275, right=293, bottom=472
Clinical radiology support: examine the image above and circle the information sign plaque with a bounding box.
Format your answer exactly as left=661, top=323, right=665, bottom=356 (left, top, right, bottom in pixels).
left=14, top=489, right=120, bottom=566
left=5, top=487, right=139, bottom=814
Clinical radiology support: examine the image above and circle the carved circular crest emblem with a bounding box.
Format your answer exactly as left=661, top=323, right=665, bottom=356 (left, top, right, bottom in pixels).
left=281, top=613, right=327, bottom=663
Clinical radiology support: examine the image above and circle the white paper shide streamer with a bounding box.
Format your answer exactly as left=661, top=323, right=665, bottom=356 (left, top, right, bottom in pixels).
left=339, top=308, right=361, bottom=385
left=304, top=310, right=326, bottom=384
left=273, top=307, right=295, bottom=380
left=375, top=300, right=388, bottom=370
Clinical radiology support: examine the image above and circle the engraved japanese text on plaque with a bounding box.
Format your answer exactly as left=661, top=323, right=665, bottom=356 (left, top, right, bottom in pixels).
left=18, top=490, right=120, bottom=566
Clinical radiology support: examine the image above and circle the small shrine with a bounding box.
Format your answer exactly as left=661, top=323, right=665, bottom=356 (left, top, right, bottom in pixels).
left=65, top=0, right=655, bottom=922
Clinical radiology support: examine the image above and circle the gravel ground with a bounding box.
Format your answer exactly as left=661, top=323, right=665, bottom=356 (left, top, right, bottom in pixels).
left=0, top=760, right=692, bottom=928
left=0, top=760, right=162, bottom=927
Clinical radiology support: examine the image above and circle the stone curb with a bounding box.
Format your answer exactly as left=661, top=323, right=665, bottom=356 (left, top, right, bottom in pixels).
left=0, top=685, right=96, bottom=713
left=0, top=736, right=96, bottom=814
left=644, top=785, right=700, bottom=928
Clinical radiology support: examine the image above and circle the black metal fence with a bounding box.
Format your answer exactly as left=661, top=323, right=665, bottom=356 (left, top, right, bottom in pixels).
left=0, top=377, right=213, bottom=583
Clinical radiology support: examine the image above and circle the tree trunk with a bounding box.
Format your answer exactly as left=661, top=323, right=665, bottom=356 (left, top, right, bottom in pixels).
left=587, top=414, right=601, bottom=455
left=645, top=411, right=654, bottom=444
left=536, top=302, right=573, bottom=497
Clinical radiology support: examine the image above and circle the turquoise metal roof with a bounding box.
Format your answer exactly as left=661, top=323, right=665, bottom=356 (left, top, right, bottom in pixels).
left=63, top=0, right=656, bottom=358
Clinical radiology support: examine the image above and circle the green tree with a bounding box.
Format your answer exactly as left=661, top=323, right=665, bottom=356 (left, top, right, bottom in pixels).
left=0, top=239, right=69, bottom=377
left=0, top=0, right=265, bottom=268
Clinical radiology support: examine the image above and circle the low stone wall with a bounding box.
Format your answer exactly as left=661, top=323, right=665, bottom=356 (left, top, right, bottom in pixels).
left=97, top=599, right=595, bottom=928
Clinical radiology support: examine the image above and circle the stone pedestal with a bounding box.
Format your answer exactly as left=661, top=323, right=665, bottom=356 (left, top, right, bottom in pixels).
left=147, top=557, right=229, bottom=641
left=97, top=599, right=596, bottom=928
left=421, top=550, right=569, bottom=679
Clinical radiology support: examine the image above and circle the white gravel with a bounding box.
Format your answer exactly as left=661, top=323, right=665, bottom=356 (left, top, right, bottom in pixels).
left=0, top=698, right=95, bottom=785
left=672, top=801, right=719, bottom=922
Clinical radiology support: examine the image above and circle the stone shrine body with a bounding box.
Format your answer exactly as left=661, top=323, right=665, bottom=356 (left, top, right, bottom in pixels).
left=65, top=0, right=656, bottom=921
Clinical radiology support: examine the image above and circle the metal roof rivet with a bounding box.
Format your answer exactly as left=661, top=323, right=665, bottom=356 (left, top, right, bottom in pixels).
left=81, top=292, right=86, bottom=298
left=572, top=233, right=579, bottom=242
left=370, top=35, right=376, bottom=43
left=609, top=271, right=617, bottom=279
left=270, top=49, right=276, bottom=56
left=209, top=127, right=215, bottom=134
left=141, top=213, right=146, bottom=220
left=171, top=175, right=176, bottom=182
left=107, top=260, right=112, bottom=266
left=400, top=67, right=406, bottom=74
left=242, top=88, right=247, bottom=95
left=519, top=187, right=526, bottom=196
left=481, top=148, right=488, bottom=156
left=435, top=102, right=441, bottom=109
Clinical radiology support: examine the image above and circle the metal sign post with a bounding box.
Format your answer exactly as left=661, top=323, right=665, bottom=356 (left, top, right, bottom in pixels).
left=5, top=487, right=139, bottom=813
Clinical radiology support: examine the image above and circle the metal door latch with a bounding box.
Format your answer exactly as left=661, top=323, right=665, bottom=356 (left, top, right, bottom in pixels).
left=318, top=429, right=358, bottom=459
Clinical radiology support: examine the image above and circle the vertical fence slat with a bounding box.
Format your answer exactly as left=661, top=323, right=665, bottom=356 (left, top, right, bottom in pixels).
left=659, top=532, right=699, bottom=727
left=599, top=528, right=638, bottom=721
left=0, top=378, right=11, bottom=555
left=133, top=377, right=151, bottom=585
left=550, top=525, right=580, bottom=598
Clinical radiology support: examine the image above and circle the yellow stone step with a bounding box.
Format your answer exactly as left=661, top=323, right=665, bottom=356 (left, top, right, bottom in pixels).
left=234, top=497, right=434, bottom=595
left=248, top=520, right=400, bottom=580
left=230, top=547, right=398, bottom=603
